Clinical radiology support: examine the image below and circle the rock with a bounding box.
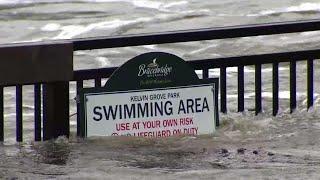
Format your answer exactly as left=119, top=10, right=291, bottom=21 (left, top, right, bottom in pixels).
left=267, top=152, right=275, bottom=156
left=253, top=150, right=258, bottom=155
left=208, top=162, right=228, bottom=169
left=220, top=148, right=228, bottom=154
left=237, top=148, right=246, bottom=154
left=219, top=148, right=230, bottom=157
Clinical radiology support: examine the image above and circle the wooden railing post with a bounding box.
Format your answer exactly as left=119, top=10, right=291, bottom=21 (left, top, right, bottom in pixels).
left=43, top=81, right=70, bottom=140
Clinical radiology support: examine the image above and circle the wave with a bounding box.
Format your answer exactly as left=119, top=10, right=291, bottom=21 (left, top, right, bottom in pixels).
left=248, top=2, right=320, bottom=16
left=0, top=0, right=70, bottom=5
left=97, top=0, right=188, bottom=11
left=285, top=2, right=320, bottom=14
left=0, top=0, right=188, bottom=10
left=38, top=9, right=209, bottom=39
left=51, top=17, right=153, bottom=39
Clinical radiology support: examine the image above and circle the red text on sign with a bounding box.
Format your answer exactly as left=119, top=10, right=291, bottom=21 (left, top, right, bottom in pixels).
left=116, top=122, right=130, bottom=131
left=142, top=120, right=161, bottom=129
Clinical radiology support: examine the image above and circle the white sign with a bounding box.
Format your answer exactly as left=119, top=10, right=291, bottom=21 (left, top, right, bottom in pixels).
left=84, top=84, right=216, bottom=137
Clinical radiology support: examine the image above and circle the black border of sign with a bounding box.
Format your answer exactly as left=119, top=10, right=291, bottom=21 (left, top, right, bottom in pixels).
left=79, top=78, right=219, bottom=137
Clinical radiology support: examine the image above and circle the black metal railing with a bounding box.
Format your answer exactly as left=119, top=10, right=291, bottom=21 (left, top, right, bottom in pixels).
left=189, top=49, right=320, bottom=115
left=1, top=19, right=320, bottom=142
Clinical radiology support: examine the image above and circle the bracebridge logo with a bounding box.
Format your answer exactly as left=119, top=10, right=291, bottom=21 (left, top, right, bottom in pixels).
left=138, top=58, right=173, bottom=77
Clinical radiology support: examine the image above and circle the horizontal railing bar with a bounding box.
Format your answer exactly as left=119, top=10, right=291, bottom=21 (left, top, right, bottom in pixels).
left=189, top=49, right=320, bottom=69
left=1, top=19, right=320, bottom=51
left=72, top=19, right=320, bottom=50
left=73, top=67, right=117, bottom=81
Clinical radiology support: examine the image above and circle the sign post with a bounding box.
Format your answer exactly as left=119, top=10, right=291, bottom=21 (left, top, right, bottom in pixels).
left=79, top=52, right=218, bottom=137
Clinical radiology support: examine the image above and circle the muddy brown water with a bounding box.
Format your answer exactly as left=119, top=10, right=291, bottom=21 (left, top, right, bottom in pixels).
left=2, top=111, right=320, bottom=179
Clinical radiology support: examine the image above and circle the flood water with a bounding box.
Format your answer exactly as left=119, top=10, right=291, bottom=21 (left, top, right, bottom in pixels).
left=1, top=0, right=320, bottom=179
left=2, top=111, right=320, bottom=179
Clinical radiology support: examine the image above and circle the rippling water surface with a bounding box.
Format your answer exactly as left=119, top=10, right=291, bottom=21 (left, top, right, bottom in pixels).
left=1, top=0, right=320, bottom=179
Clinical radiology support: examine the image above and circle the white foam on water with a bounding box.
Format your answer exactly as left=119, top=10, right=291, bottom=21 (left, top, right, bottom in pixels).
left=198, top=67, right=241, bottom=78
left=50, top=7, right=209, bottom=40
left=243, top=66, right=288, bottom=73
left=41, top=23, right=61, bottom=32
left=195, top=70, right=202, bottom=78
left=187, top=44, right=219, bottom=56
left=82, top=0, right=171, bottom=10
left=286, top=3, right=320, bottom=12
left=225, top=91, right=312, bottom=100
left=163, top=1, right=188, bottom=9
left=250, top=2, right=320, bottom=16
left=74, top=51, right=88, bottom=56
left=23, top=104, right=34, bottom=111
left=261, top=10, right=275, bottom=15
left=0, top=0, right=26, bottom=4
left=300, top=31, right=320, bottom=36
left=4, top=112, right=33, bottom=118
left=29, top=1, right=203, bottom=40
left=0, top=0, right=75, bottom=5
left=177, top=9, right=210, bottom=15
left=143, top=45, right=157, bottom=50
left=19, top=0, right=190, bottom=40
left=226, top=67, right=238, bottom=73
left=262, top=67, right=289, bottom=73
left=132, top=0, right=162, bottom=9
left=199, top=67, right=289, bottom=77
left=0, top=0, right=155, bottom=7
left=52, top=17, right=152, bottom=39
left=27, top=27, right=36, bottom=30
left=154, top=8, right=210, bottom=21
left=96, top=56, right=112, bottom=67
left=244, top=91, right=319, bottom=100
left=53, top=25, right=83, bottom=39
left=91, top=0, right=188, bottom=10
left=197, top=66, right=289, bottom=78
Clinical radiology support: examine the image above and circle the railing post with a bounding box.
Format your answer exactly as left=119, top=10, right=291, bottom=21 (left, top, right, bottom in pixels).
left=255, top=64, right=262, bottom=115
left=220, top=67, right=227, bottom=113
left=203, top=68, right=209, bottom=79
left=95, top=78, right=102, bottom=87
left=273, top=62, right=279, bottom=116
left=238, top=65, right=244, bottom=112
left=16, top=85, right=23, bottom=142
left=0, top=86, right=3, bottom=142
left=307, top=59, right=314, bottom=110
left=43, top=81, right=70, bottom=140
left=34, top=84, right=42, bottom=141
left=290, top=61, right=296, bottom=113
left=76, top=80, right=83, bottom=137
